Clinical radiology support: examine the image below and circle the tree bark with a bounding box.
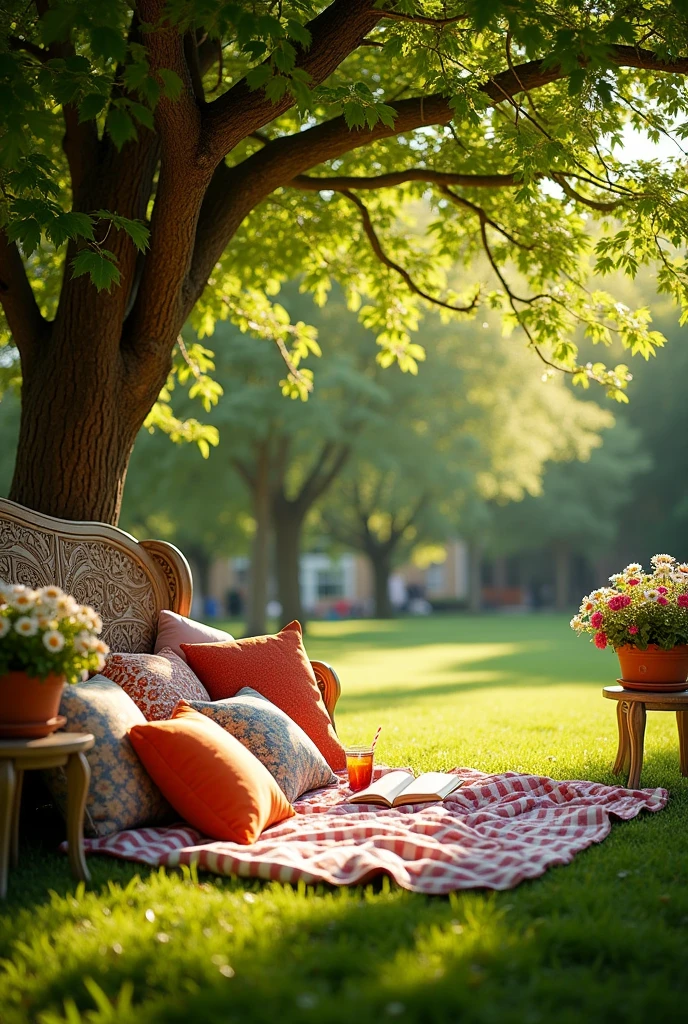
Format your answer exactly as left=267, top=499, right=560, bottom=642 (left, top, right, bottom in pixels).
left=369, top=549, right=393, bottom=619
left=273, top=497, right=306, bottom=625
left=8, top=340, right=157, bottom=524
left=245, top=443, right=271, bottom=637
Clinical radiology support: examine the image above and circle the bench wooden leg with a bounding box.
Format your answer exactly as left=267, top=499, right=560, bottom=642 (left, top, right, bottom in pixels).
left=677, top=711, right=688, bottom=777
left=66, top=752, right=91, bottom=883
left=627, top=701, right=646, bottom=789
left=10, top=767, right=23, bottom=868
left=612, top=701, right=630, bottom=775
left=0, top=759, right=16, bottom=899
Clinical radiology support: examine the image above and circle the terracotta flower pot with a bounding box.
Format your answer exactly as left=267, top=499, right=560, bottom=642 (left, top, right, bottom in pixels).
left=616, top=644, right=688, bottom=692
left=0, top=671, right=66, bottom=737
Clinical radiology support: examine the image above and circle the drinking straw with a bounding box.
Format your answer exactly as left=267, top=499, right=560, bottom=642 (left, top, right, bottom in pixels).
left=371, top=725, right=382, bottom=751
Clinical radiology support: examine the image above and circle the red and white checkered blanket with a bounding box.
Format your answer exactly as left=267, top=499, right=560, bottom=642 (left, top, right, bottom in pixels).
left=74, top=769, right=667, bottom=894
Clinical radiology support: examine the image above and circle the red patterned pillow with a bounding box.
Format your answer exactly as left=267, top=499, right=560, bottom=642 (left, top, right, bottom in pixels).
left=181, top=621, right=346, bottom=771
left=103, top=647, right=210, bottom=721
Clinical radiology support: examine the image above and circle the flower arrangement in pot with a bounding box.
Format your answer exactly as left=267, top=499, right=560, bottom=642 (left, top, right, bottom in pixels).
left=571, top=554, right=688, bottom=691
left=0, top=582, right=109, bottom=737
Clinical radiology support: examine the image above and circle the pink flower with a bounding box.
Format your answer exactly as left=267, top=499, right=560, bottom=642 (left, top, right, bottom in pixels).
left=608, top=594, right=632, bottom=611
left=590, top=611, right=604, bottom=629
left=658, top=596, right=668, bottom=606
left=627, top=578, right=640, bottom=586
left=594, top=631, right=608, bottom=650
left=678, top=595, right=688, bottom=608
left=629, top=625, right=639, bottom=635
left=657, top=586, right=668, bottom=595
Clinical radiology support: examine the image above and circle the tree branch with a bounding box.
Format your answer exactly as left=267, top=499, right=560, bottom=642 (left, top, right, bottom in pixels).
left=199, top=0, right=381, bottom=159
left=551, top=173, right=623, bottom=212
left=33, top=0, right=98, bottom=201
left=341, top=190, right=479, bottom=312
left=186, top=44, right=688, bottom=320
left=292, top=170, right=519, bottom=190
left=0, top=230, right=47, bottom=357
left=379, top=9, right=467, bottom=27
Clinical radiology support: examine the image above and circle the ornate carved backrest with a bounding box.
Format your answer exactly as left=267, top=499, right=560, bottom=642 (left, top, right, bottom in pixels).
left=0, top=498, right=192, bottom=654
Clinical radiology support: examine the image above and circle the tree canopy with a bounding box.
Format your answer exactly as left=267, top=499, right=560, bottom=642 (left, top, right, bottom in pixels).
left=2, top=1, right=688, bottom=523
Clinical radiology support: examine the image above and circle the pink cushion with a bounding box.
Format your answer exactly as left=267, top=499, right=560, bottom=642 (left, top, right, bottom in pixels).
left=154, top=610, right=234, bottom=662
left=103, top=647, right=210, bottom=721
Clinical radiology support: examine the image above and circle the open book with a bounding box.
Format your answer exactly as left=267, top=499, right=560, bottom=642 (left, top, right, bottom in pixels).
left=349, top=770, right=463, bottom=807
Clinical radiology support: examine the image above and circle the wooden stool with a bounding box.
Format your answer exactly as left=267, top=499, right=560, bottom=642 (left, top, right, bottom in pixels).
left=0, top=732, right=94, bottom=899
left=603, top=684, right=688, bottom=789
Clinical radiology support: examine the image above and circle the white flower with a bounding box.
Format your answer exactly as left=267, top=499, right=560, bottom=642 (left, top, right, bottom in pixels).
left=570, top=615, right=583, bottom=630
left=0, top=617, right=9, bottom=639
left=42, top=630, right=65, bottom=653
left=677, top=564, right=688, bottom=575
left=38, top=585, right=63, bottom=601
left=74, top=631, right=95, bottom=656
left=55, top=596, right=79, bottom=621
left=624, top=563, right=643, bottom=576
left=644, top=589, right=660, bottom=602
left=93, top=653, right=106, bottom=673
left=653, top=562, right=673, bottom=577
left=94, top=639, right=109, bottom=655
left=90, top=612, right=103, bottom=634
left=14, top=616, right=38, bottom=637
left=651, top=554, right=675, bottom=566
left=11, top=588, right=37, bottom=612
left=36, top=614, right=58, bottom=630
left=609, top=573, right=624, bottom=584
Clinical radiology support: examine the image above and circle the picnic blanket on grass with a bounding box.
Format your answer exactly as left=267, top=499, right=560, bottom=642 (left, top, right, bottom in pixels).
left=70, top=769, right=668, bottom=894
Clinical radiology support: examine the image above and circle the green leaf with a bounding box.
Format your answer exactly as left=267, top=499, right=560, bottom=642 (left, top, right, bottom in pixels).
left=70, top=249, right=121, bottom=291
left=78, top=93, right=107, bottom=122
left=90, top=26, right=128, bottom=64
left=106, top=108, right=137, bottom=149
left=158, top=68, right=184, bottom=101
left=246, top=65, right=272, bottom=91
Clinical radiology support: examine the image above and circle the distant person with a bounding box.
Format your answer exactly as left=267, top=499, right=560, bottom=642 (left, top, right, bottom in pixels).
left=389, top=573, right=408, bottom=611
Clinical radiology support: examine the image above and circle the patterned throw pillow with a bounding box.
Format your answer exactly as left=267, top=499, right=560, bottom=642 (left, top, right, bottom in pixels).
left=181, top=621, right=346, bottom=770
left=103, top=648, right=210, bottom=721
left=182, top=689, right=338, bottom=802
left=44, top=675, right=171, bottom=837
left=154, top=610, right=235, bottom=662
left=129, top=703, right=294, bottom=843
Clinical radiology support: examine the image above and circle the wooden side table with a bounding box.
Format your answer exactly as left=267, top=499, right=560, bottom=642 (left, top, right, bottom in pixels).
left=0, top=732, right=94, bottom=899
left=603, top=684, right=688, bottom=789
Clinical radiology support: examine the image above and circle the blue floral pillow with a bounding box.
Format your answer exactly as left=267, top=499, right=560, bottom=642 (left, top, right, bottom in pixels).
left=183, top=688, right=338, bottom=802
left=45, top=675, right=171, bottom=837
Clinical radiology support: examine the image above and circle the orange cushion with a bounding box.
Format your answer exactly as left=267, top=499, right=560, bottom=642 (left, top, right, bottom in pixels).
left=181, top=621, right=346, bottom=771
left=128, top=704, right=294, bottom=843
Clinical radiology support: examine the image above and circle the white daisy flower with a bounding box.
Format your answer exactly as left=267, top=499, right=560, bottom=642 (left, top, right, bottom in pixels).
left=56, top=595, right=79, bottom=618
left=624, top=563, right=643, bottom=576
left=644, top=589, right=660, bottom=602
left=0, top=617, right=9, bottom=639
left=677, top=564, right=688, bottom=574
left=93, top=653, right=106, bottom=673
left=11, top=588, right=37, bottom=612
left=38, top=585, right=62, bottom=604
left=36, top=614, right=58, bottom=630
left=42, top=630, right=65, bottom=653
left=651, top=554, right=675, bottom=566
left=94, top=639, right=109, bottom=655
left=74, top=631, right=93, bottom=656
left=570, top=615, right=583, bottom=630
left=653, top=562, right=673, bottom=577
left=609, top=573, right=624, bottom=584
left=15, top=616, right=38, bottom=637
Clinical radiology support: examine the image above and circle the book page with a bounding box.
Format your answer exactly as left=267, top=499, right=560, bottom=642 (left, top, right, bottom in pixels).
left=392, top=773, right=462, bottom=805
left=349, top=770, right=414, bottom=805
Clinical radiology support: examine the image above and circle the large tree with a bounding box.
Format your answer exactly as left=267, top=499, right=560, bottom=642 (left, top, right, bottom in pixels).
left=2, top=1, right=688, bottom=524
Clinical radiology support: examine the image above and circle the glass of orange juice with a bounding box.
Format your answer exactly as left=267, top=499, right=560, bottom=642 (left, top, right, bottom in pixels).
left=345, top=745, right=375, bottom=792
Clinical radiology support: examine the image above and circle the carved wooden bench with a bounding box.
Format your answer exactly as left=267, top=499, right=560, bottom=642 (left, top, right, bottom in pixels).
left=0, top=497, right=341, bottom=724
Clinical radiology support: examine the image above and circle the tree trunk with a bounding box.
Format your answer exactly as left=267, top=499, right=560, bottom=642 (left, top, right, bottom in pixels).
left=8, top=346, right=150, bottom=524
left=273, top=498, right=305, bottom=625
left=468, top=541, right=483, bottom=613
left=554, top=543, right=571, bottom=611
left=245, top=444, right=271, bottom=636
left=369, top=549, right=393, bottom=619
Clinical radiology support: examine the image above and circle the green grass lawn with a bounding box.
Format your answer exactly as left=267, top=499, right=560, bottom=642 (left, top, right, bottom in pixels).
left=3, top=613, right=688, bottom=1024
